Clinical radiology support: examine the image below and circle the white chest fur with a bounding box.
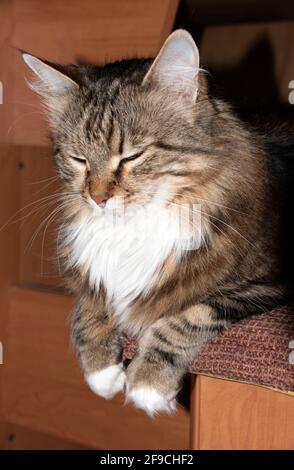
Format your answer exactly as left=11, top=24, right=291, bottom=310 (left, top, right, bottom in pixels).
left=66, top=204, right=194, bottom=325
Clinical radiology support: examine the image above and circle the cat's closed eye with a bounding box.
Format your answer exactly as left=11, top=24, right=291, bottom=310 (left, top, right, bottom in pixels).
left=114, top=150, right=146, bottom=176
left=69, top=154, right=88, bottom=167
left=120, top=150, right=145, bottom=163
left=120, top=150, right=145, bottom=165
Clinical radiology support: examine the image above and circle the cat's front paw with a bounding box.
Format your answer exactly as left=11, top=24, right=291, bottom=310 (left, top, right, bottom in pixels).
left=126, top=386, right=177, bottom=417
left=289, top=339, right=294, bottom=364
left=85, top=363, right=126, bottom=399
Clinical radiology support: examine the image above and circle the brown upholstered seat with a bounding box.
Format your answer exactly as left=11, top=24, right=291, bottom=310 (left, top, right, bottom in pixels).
left=124, top=305, right=294, bottom=394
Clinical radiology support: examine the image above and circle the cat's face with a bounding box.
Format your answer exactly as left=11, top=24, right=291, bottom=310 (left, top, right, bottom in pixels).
left=23, top=30, right=215, bottom=219
left=53, top=84, right=205, bottom=213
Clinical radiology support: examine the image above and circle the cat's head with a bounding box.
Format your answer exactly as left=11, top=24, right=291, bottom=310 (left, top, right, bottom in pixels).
left=23, top=30, right=216, bottom=219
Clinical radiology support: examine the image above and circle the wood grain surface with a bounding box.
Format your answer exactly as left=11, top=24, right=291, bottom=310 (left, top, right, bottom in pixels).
left=190, top=375, right=294, bottom=450
left=2, top=286, right=189, bottom=450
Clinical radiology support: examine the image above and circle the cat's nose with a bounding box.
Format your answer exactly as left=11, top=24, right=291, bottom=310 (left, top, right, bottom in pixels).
left=92, top=192, right=110, bottom=208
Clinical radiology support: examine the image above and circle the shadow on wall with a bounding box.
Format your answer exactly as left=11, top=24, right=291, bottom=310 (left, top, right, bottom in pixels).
left=202, top=35, right=294, bottom=299
left=205, top=36, right=281, bottom=113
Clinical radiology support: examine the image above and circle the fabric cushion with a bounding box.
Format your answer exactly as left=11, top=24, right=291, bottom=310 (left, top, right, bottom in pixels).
left=124, top=305, right=294, bottom=394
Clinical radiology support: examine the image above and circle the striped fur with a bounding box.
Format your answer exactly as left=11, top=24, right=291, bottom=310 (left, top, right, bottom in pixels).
left=23, top=30, right=294, bottom=415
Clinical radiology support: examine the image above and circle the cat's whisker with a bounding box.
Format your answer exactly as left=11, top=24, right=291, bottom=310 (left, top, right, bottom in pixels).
left=5, top=100, right=44, bottom=110
left=202, top=216, right=246, bottom=258
left=40, top=199, right=79, bottom=275
left=25, top=197, right=79, bottom=257
left=32, top=177, right=61, bottom=196
left=56, top=222, right=67, bottom=275
left=176, top=200, right=250, bottom=249
left=18, top=194, right=79, bottom=228
left=201, top=210, right=255, bottom=248
left=168, top=201, right=246, bottom=257
left=7, top=111, right=44, bottom=138
left=191, top=196, right=248, bottom=215
left=137, top=189, right=247, bottom=215
left=29, top=176, right=59, bottom=185
left=168, top=192, right=247, bottom=215
left=0, top=191, right=79, bottom=233
left=5, top=199, right=62, bottom=231
left=18, top=199, right=64, bottom=228
left=28, top=175, right=60, bottom=197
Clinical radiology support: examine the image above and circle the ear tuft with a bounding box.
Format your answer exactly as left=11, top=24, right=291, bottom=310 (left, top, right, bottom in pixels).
left=143, top=29, right=200, bottom=101
left=22, top=53, right=79, bottom=97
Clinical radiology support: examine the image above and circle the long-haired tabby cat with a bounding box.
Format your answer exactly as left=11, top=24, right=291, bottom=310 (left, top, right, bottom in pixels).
left=23, top=30, right=293, bottom=416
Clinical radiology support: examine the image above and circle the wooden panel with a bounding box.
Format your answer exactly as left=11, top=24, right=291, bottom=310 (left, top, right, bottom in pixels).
left=0, top=0, right=17, bottom=417
left=2, top=287, right=189, bottom=449
left=189, top=375, right=200, bottom=450
left=0, top=0, right=179, bottom=427
left=2, top=0, right=179, bottom=287
left=8, top=0, right=179, bottom=146
left=0, top=420, right=89, bottom=450
left=17, top=146, right=62, bottom=287
left=0, top=145, right=21, bottom=417
left=190, top=375, right=294, bottom=450
left=158, top=0, right=179, bottom=48
left=0, top=1, right=14, bottom=147
left=0, top=146, right=61, bottom=291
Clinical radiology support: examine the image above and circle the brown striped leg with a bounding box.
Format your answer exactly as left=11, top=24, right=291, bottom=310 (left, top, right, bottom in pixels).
left=72, top=298, right=125, bottom=399
left=126, top=304, right=228, bottom=416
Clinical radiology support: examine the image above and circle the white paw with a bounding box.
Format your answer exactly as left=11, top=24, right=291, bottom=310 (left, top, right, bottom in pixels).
left=289, top=340, right=294, bottom=365
left=85, top=364, right=126, bottom=399
left=126, top=386, right=177, bottom=417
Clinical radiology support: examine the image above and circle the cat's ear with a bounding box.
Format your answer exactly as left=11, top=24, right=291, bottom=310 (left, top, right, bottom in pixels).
left=143, top=29, right=200, bottom=101
left=22, top=53, right=79, bottom=96
left=22, top=53, right=79, bottom=127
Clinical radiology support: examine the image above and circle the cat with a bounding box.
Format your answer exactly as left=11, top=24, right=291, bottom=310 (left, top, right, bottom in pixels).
left=23, top=29, right=294, bottom=416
